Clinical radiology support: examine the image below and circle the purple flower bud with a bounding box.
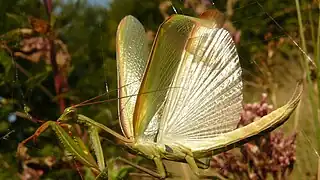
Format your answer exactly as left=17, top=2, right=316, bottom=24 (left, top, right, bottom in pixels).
left=211, top=92, right=296, bottom=178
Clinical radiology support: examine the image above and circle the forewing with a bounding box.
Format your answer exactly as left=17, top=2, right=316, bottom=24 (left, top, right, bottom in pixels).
left=133, top=15, right=203, bottom=137
left=157, top=20, right=243, bottom=150
left=116, top=16, right=149, bottom=139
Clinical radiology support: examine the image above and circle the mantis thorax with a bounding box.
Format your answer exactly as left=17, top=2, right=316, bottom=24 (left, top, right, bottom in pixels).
left=131, top=139, right=190, bottom=161
left=131, top=139, right=161, bottom=159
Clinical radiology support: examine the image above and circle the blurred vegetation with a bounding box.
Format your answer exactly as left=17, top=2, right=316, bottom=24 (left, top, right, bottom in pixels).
left=0, top=0, right=319, bottom=179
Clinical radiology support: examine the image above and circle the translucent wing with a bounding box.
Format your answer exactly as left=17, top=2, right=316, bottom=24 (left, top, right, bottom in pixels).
left=116, top=16, right=149, bottom=139
left=133, top=15, right=223, bottom=139
left=157, top=18, right=243, bottom=151
left=133, top=16, right=193, bottom=137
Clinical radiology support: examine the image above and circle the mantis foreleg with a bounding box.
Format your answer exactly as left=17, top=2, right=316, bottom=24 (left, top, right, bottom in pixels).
left=17, top=121, right=108, bottom=178
left=70, top=114, right=169, bottom=178
left=58, top=108, right=133, bottom=143
left=89, top=126, right=105, bottom=171
left=77, top=114, right=133, bottom=143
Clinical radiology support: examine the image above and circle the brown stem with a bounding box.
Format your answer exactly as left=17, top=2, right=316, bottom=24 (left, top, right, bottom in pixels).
left=42, top=0, right=52, bottom=20
left=49, top=37, right=69, bottom=113
left=43, top=0, right=69, bottom=113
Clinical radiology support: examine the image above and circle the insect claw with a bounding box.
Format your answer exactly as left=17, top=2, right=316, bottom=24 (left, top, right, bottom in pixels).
left=17, top=134, right=35, bottom=158
left=17, top=121, right=51, bottom=156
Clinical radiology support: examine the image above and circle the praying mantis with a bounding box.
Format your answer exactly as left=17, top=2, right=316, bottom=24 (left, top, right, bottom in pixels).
left=17, top=12, right=303, bottom=179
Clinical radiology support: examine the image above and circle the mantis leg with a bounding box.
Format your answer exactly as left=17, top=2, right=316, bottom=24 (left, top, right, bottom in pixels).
left=59, top=110, right=168, bottom=178
left=17, top=121, right=51, bottom=155
left=195, top=157, right=211, bottom=169
left=185, top=155, right=227, bottom=180
left=116, top=157, right=167, bottom=179
left=95, top=168, right=108, bottom=180
left=63, top=123, right=109, bottom=179
left=17, top=121, right=105, bottom=177
left=154, top=157, right=166, bottom=178
left=72, top=114, right=134, bottom=143
left=88, top=126, right=105, bottom=171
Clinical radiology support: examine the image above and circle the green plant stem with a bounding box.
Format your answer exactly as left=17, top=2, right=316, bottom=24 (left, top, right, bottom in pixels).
left=295, top=0, right=320, bottom=150
left=314, top=1, right=320, bottom=115
left=308, top=5, right=316, bottom=48
left=317, top=2, right=320, bottom=105
left=318, top=157, right=320, bottom=180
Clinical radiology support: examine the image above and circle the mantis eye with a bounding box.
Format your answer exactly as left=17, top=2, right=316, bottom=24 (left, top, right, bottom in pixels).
left=65, top=107, right=77, bottom=114
left=58, top=107, right=77, bottom=122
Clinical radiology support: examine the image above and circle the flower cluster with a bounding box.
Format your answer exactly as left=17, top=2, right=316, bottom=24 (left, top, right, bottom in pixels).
left=211, top=93, right=296, bottom=179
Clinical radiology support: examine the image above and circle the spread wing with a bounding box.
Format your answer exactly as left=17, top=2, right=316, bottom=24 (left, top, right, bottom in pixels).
left=116, top=16, right=149, bottom=139
left=133, top=15, right=200, bottom=138
left=157, top=18, right=243, bottom=151
left=132, top=14, right=233, bottom=139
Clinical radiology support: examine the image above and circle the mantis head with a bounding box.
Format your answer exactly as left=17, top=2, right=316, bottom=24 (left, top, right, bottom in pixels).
left=58, top=107, right=78, bottom=123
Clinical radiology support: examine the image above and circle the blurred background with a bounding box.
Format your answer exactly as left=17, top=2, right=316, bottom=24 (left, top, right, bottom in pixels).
left=0, top=0, right=319, bottom=179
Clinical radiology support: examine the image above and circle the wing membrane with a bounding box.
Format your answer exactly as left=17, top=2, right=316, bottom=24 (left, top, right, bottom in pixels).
left=116, top=16, right=149, bottom=139
left=157, top=19, right=243, bottom=150
left=133, top=15, right=198, bottom=137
